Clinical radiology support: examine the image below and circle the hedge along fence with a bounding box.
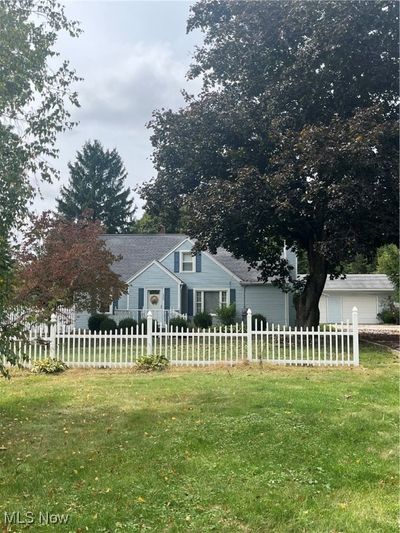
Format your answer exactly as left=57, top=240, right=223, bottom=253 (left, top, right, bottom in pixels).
left=5, top=308, right=360, bottom=368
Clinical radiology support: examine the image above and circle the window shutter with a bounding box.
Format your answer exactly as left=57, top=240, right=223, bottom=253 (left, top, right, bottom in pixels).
left=196, top=252, right=202, bottom=272
left=188, top=289, right=194, bottom=316
left=230, top=288, right=236, bottom=304
left=174, top=252, right=180, bottom=272
left=138, top=288, right=144, bottom=309
left=164, top=288, right=170, bottom=310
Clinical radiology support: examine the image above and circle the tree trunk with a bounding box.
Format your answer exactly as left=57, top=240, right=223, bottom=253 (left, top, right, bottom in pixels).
left=295, top=249, right=327, bottom=328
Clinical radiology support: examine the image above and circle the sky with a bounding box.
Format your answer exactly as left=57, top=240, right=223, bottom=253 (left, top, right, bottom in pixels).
left=33, top=0, right=203, bottom=216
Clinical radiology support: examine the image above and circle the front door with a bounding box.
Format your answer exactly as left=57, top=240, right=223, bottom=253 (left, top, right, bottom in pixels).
left=147, top=289, right=163, bottom=323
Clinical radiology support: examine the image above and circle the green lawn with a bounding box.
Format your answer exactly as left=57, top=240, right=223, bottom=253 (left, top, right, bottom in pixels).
left=0, top=344, right=398, bottom=532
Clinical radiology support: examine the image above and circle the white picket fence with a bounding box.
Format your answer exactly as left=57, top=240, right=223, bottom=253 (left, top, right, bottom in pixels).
left=6, top=308, right=360, bottom=368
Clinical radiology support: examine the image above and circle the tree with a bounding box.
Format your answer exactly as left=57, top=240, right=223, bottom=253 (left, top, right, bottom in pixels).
left=14, top=213, right=127, bottom=315
left=131, top=213, right=163, bottom=234
left=130, top=213, right=181, bottom=234
left=376, top=244, right=399, bottom=299
left=57, top=140, right=136, bottom=233
left=141, top=0, right=399, bottom=327
left=344, top=254, right=375, bottom=275
left=0, top=0, right=80, bottom=374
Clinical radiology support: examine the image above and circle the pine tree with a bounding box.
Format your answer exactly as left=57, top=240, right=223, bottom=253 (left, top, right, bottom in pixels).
left=57, top=140, right=136, bottom=233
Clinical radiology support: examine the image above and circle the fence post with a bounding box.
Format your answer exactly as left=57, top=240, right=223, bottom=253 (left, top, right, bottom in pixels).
left=247, top=308, right=252, bottom=362
left=352, top=306, right=359, bottom=366
left=50, top=313, right=57, bottom=358
left=146, top=311, right=153, bottom=356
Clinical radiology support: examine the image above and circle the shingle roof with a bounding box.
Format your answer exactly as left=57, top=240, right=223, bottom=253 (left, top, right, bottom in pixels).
left=101, top=233, right=261, bottom=283
left=101, top=234, right=187, bottom=281
left=324, top=274, right=394, bottom=291
left=213, top=247, right=261, bottom=282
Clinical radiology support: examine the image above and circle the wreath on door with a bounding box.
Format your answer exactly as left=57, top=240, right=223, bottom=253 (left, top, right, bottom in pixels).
left=150, top=294, right=159, bottom=305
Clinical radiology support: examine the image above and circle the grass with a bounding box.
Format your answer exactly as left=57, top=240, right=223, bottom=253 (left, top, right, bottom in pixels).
left=0, top=343, right=398, bottom=532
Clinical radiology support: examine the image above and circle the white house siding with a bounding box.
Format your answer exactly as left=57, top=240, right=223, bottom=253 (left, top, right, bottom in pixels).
left=244, top=285, right=287, bottom=325
left=319, top=295, right=328, bottom=323
left=319, top=291, right=393, bottom=324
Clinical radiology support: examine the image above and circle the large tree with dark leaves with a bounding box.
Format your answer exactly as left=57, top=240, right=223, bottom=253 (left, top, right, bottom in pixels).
left=141, top=0, right=399, bottom=327
left=58, top=140, right=136, bottom=233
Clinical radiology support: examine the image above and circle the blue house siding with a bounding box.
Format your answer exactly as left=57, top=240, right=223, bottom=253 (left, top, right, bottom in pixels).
left=244, top=285, right=288, bottom=325
left=118, top=293, right=128, bottom=309
left=161, top=241, right=244, bottom=317
left=72, top=238, right=298, bottom=329
left=75, top=310, right=90, bottom=329
left=126, top=263, right=180, bottom=310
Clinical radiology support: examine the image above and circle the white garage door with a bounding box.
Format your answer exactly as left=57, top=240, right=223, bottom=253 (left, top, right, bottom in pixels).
left=342, top=295, right=378, bottom=324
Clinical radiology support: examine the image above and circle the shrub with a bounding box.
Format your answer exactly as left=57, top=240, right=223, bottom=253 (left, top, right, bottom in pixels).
left=377, top=301, right=399, bottom=324
left=31, top=358, right=68, bottom=374
left=136, top=355, right=169, bottom=372
left=88, top=313, right=108, bottom=332
left=168, top=317, right=190, bottom=330
left=99, top=317, right=117, bottom=332
left=118, top=318, right=138, bottom=331
left=252, top=313, right=267, bottom=329
left=216, top=304, right=236, bottom=326
left=193, top=312, right=213, bottom=329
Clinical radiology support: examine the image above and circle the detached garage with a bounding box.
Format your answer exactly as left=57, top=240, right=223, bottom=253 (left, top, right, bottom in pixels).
left=319, top=274, right=395, bottom=324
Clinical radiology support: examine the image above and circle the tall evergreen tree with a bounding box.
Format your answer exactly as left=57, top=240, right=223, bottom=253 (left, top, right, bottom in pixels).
left=57, top=140, right=136, bottom=233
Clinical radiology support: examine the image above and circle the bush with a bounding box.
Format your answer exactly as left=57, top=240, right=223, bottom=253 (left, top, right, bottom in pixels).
left=377, top=302, right=399, bottom=324
left=252, top=313, right=267, bottom=329
left=99, top=317, right=117, bottom=332
left=31, top=358, right=68, bottom=374
left=118, top=318, right=138, bottom=331
left=216, top=304, right=236, bottom=326
left=168, top=317, right=190, bottom=330
left=88, top=313, right=108, bottom=332
left=193, top=312, right=213, bottom=329
left=136, top=355, right=169, bottom=372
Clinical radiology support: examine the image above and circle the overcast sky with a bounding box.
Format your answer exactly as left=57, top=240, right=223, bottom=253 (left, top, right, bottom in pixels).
left=33, top=1, right=203, bottom=216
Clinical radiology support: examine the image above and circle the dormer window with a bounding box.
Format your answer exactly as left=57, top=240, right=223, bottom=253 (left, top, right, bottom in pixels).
left=181, top=251, right=195, bottom=272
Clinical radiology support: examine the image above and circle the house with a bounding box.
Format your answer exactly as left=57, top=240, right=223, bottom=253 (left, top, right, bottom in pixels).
left=75, top=234, right=297, bottom=328
left=74, top=235, right=395, bottom=329
left=319, top=274, right=395, bottom=324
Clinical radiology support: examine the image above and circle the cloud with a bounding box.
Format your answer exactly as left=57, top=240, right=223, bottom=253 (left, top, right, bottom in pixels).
left=77, top=42, right=198, bottom=129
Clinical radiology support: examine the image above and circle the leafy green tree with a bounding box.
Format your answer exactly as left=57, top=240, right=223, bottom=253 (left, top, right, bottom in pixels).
left=376, top=244, right=399, bottom=299
left=142, top=0, right=399, bottom=327
left=344, top=254, right=376, bottom=274
left=0, top=0, right=80, bottom=375
left=131, top=213, right=163, bottom=233
left=130, top=213, right=181, bottom=234
left=57, top=140, right=136, bottom=233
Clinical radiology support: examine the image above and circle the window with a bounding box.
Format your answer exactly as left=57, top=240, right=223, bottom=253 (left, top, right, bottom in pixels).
left=195, top=290, right=228, bottom=314
left=181, top=251, right=195, bottom=272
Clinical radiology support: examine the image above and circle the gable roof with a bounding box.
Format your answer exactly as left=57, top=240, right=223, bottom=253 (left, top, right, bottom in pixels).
left=126, top=260, right=183, bottom=285
left=212, top=247, right=261, bottom=283
left=101, top=233, right=260, bottom=283
left=101, top=234, right=187, bottom=281
left=323, top=274, right=394, bottom=292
